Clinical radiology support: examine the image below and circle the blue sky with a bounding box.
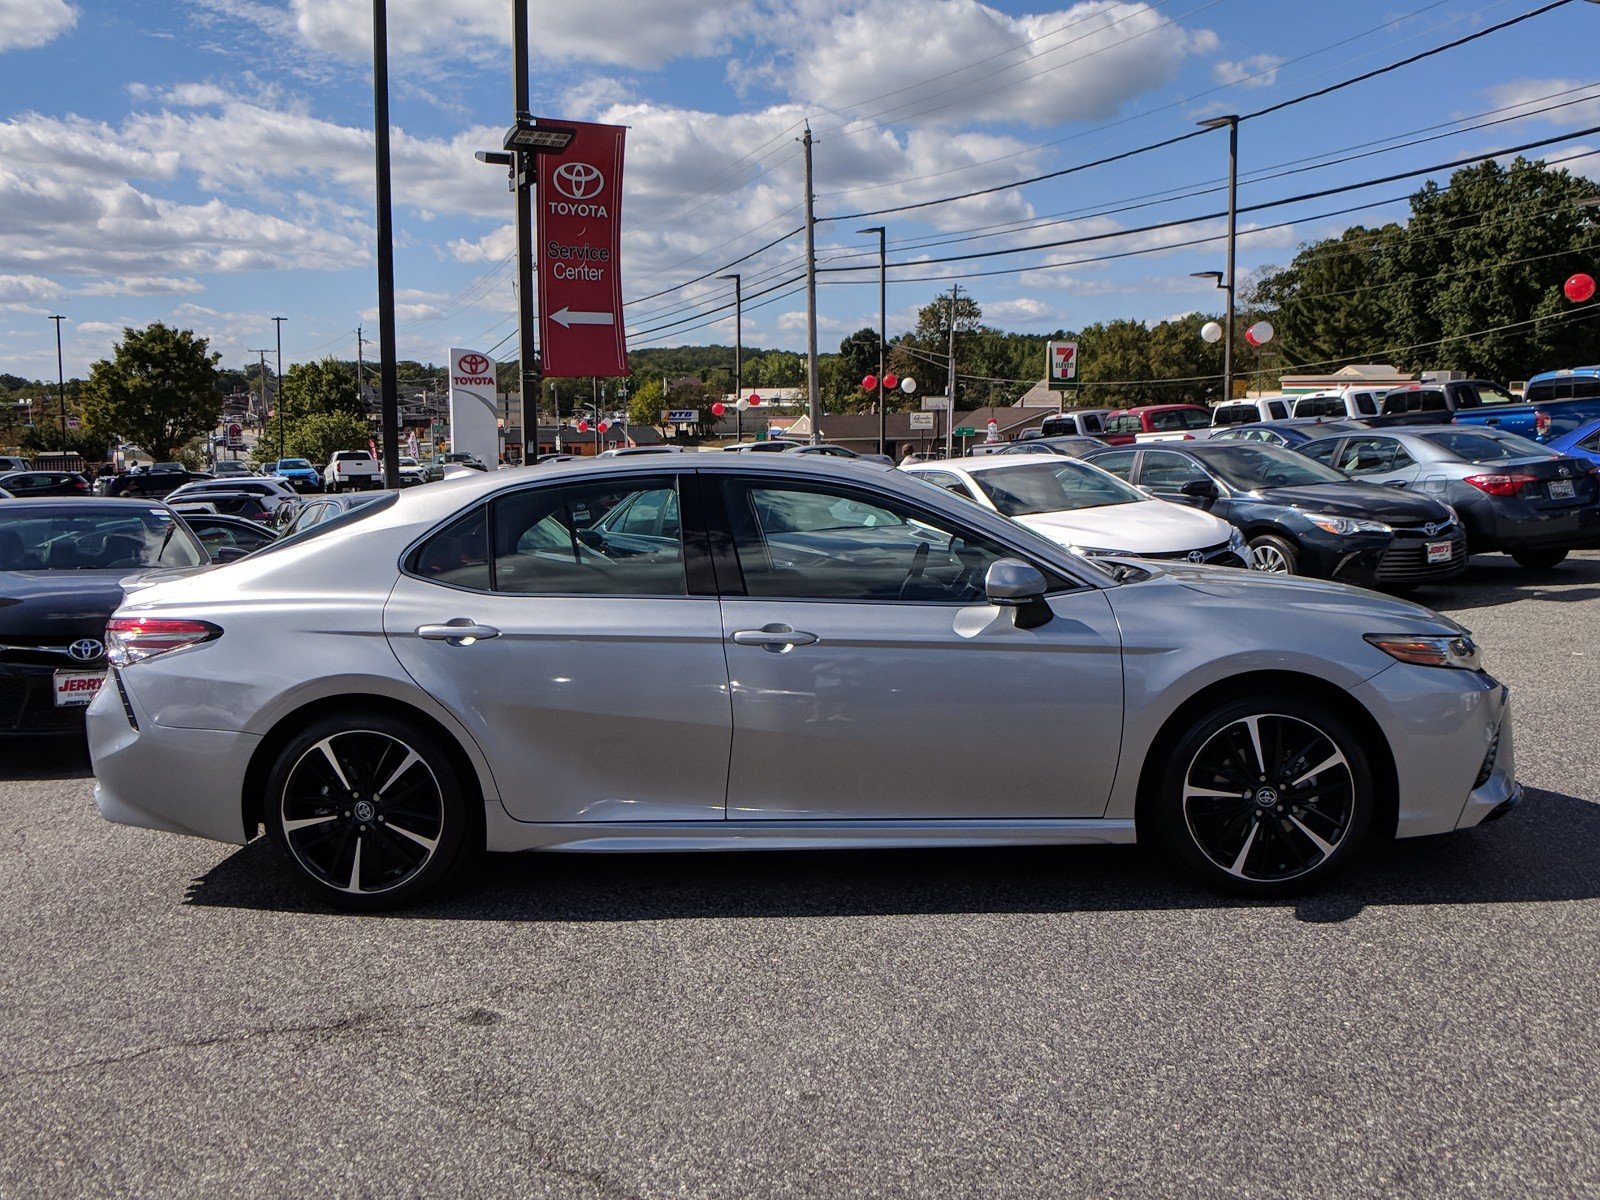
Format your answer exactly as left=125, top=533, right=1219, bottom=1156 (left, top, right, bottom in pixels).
left=1, top=0, right=1597, bottom=383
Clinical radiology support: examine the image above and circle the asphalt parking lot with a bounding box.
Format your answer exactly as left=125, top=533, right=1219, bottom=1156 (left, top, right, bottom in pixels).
left=2, top=554, right=1598, bottom=1199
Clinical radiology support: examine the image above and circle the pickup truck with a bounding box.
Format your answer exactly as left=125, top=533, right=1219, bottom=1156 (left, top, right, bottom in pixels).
left=1453, top=367, right=1600, bottom=441
left=323, top=450, right=382, bottom=493
left=1361, top=379, right=1521, bottom=428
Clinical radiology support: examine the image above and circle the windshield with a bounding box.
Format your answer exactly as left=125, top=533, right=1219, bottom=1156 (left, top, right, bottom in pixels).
left=1196, top=445, right=1350, bottom=490
left=249, top=492, right=398, bottom=556
left=970, top=461, right=1146, bottom=516
left=1420, top=429, right=1553, bottom=462
left=0, top=507, right=206, bottom=570
left=279, top=459, right=312, bottom=470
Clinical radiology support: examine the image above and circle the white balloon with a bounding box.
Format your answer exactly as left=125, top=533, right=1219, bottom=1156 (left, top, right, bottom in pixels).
left=735, top=398, right=750, bottom=411
left=1248, top=320, right=1275, bottom=345
left=1200, top=321, right=1223, bottom=344
left=900, top=377, right=918, bottom=394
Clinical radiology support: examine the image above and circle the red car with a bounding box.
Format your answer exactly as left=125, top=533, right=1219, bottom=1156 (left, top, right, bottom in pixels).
left=1100, top=405, right=1214, bottom=446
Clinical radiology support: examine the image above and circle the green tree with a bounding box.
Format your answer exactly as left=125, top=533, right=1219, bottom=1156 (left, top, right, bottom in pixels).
left=838, top=328, right=883, bottom=385
left=282, top=411, right=372, bottom=465
left=629, top=377, right=665, bottom=427
left=280, top=356, right=363, bottom=420
left=80, top=323, right=220, bottom=461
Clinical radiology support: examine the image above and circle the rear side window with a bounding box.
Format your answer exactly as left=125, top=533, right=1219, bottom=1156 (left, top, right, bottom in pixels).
left=1299, top=440, right=1340, bottom=466
left=1213, top=405, right=1253, bottom=426
left=1417, top=389, right=1447, bottom=412
left=1267, top=401, right=1289, bottom=420
left=1575, top=379, right=1600, bottom=400
left=1354, top=393, right=1378, bottom=415
left=1105, top=414, right=1138, bottom=434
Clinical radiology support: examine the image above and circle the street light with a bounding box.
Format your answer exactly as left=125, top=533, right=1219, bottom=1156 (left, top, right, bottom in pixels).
left=719, top=273, right=743, bottom=443
left=49, top=315, right=66, bottom=447
left=858, top=225, right=887, bottom=456
left=1198, top=114, right=1239, bottom=402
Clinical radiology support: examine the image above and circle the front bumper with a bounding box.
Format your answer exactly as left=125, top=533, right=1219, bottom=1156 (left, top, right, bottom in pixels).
left=0, top=662, right=97, bottom=736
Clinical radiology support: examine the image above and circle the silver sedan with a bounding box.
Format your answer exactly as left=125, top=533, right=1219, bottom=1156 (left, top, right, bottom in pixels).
left=89, top=456, right=1519, bottom=909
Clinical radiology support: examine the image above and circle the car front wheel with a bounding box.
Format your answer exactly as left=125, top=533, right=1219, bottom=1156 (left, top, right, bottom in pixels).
left=1512, top=548, right=1567, bottom=569
left=1151, top=695, right=1374, bottom=896
left=264, top=714, right=473, bottom=910
left=1247, top=533, right=1298, bottom=574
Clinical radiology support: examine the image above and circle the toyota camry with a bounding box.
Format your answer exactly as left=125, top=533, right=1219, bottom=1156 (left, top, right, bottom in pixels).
left=89, top=457, right=1518, bottom=908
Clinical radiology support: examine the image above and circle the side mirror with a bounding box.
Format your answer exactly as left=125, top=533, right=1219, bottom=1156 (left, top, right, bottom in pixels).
left=1180, top=478, right=1218, bottom=498
left=211, top=545, right=248, bottom=563
left=985, top=558, right=1047, bottom=606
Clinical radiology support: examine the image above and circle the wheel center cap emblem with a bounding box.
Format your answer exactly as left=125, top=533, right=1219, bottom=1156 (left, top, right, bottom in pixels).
left=353, top=800, right=375, bottom=822
left=1254, top=787, right=1280, bottom=808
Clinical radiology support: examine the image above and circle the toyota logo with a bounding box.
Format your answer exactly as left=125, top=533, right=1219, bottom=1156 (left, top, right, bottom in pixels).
left=552, top=161, right=604, bottom=201
left=1423, top=522, right=1441, bottom=537
left=1559, top=466, right=1572, bottom=478
left=68, top=638, right=104, bottom=662
left=457, top=353, right=491, bottom=376
left=1187, top=550, right=1206, bottom=563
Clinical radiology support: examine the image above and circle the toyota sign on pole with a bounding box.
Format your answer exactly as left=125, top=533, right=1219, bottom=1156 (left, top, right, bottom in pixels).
left=448, top=348, right=499, bottom=468
left=536, top=121, right=629, bottom=378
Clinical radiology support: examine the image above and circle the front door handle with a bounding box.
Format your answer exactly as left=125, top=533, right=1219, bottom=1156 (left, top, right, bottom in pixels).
left=416, top=619, right=501, bottom=644
left=732, top=625, right=819, bottom=651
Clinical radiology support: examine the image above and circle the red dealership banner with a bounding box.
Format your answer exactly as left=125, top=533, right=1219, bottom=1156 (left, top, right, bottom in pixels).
left=536, top=120, right=629, bottom=378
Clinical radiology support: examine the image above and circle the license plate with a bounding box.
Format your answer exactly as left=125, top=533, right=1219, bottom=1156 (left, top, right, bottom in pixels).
left=1425, top=541, right=1453, bottom=564
left=1549, top=480, right=1576, bottom=499
left=53, top=671, right=105, bottom=707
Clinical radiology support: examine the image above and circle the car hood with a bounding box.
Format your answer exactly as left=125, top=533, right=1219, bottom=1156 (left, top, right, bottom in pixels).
left=1128, top=559, right=1461, bottom=632
left=1014, top=499, right=1232, bottom=553
left=1248, top=482, right=1450, bottom=523
left=0, top=570, right=132, bottom=643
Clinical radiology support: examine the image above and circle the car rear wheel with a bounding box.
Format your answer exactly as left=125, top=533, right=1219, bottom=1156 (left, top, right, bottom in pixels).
left=1152, top=695, right=1374, bottom=896
left=1247, top=533, right=1298, bottom=574
left=1512, top=548, right=1567, bottom=570
left=265, top=714, right=472, bottom=911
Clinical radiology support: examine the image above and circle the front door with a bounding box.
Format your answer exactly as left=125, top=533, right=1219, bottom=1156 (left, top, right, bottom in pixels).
left=708, top=474, right=1124, bottom=821
left=384, top=473, right=732, bottom=824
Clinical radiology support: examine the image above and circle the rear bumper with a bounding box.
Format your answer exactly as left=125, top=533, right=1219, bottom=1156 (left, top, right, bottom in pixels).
left=87, top=675, right=257, bottom=845
left=1458, top=496, right=1600, bottom=552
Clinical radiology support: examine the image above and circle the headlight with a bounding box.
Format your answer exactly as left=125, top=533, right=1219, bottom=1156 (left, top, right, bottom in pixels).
left=1304, top=512, right=1392, bottom=536
left=1364, top=632, right=1482, bottom=670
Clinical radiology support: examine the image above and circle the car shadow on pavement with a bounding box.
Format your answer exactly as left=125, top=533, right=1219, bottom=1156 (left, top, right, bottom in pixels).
left=0, top=738, right=92, bottom=780
left=1423, top=553, right=1600, bottom=612
left=184, top=786, right=1599, bottom=924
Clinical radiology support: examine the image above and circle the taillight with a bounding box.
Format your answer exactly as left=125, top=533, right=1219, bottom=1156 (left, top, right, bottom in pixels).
left=72, top=479, right=88, bottom=491
left=1463, top=473, right=1539, bottom=497
left=105, top=617, right=220, bottom=666
left=1535, top=410, right=1551, bottom=438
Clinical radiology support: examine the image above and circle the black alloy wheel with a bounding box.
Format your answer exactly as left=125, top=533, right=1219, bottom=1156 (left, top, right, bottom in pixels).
left=1247, top=533, right=1298, bottom=574
left=265, top=714, right=472, bottom=910
left=1153, top=696, right=1373, bottom=896
left=1512, top=548, right=1568, bottom=570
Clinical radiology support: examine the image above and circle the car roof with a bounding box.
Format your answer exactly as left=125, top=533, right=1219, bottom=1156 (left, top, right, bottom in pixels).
left=2, top=497, right=176, bottom=513
left=907, top=453, right=1073, bottom=474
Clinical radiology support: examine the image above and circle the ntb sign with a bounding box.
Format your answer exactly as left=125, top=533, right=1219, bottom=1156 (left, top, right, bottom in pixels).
left=536, top=120, right=629, bottom=378
left=1047, top=340, right=1078, bottom=390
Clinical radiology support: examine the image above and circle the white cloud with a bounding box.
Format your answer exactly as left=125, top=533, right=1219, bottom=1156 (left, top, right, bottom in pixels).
left=1211, top=54, right=1284, bottom=89
left=0, top=273, right=65, bottom=305
left=0, top=0, right=76, bottom=52
left=781, top=0, right=1217, bottom=127
left=78, top=277, right=202, bottom=297
left=1481, top=79, right=1600, bottom=130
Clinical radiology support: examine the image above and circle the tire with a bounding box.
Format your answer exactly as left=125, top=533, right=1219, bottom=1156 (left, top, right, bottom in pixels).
left=1150, top=694, right=1374, bottom=897
left=1512, top=548, right=1567, bottom=570
left=264, top=713, right=473, bottom=911
left=1247, top=533, right=1298, bottom=575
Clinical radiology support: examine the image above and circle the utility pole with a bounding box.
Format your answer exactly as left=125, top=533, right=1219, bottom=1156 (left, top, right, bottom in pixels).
left=945, top=285, right=959, bottom=462
left=512, top=0, right=538, bottom=475
left=49, top=315, right=66, bottom=448
left=801, top=122, right=821, bottom=444
left=356, top=326, right=366, bottom=408
left=720, top=273, right=742, bottom=444
left=858, top=226, right=887, bottom=457
left=250, top=350, right=270, bottom=459
left=372, top=0, right=401, bottom=488
left=1199, top=114, right=1240, bottom=403
left=272, top=316, right=287, bottom=461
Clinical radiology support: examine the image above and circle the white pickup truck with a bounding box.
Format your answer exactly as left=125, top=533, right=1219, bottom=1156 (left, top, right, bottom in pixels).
left=322, top=450, right=382, bottom=493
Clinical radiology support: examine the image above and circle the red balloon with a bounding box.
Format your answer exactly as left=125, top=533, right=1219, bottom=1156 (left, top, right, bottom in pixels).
left=748, top=394, right=762, bottom=407
left=1566, top=273, right=1597, bottom=303
left=598, top=420, right=610, bottom=432
left=882, top=373, right=898, bottom=390
left=1244, top=328, right=1260, bottom=347
left=577, top=419, right=589, bottom=432
left=711, top=402, right=726, bottom=416
left=862, top=374, right=877, bottom=391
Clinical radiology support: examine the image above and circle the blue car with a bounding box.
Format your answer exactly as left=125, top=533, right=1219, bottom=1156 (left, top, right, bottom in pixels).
left=1207, top=418, right=1371, bottom=448
left=265, top=457, right=323, bottom=494
left=1547, top=417, right=1600, bottom=467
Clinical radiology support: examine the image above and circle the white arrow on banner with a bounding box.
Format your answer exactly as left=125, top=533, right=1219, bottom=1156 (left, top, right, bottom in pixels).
left=549, top=307, right=616, bottom=328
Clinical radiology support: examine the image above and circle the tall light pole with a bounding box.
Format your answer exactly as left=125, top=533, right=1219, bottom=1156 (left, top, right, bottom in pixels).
left=1190, top=270, right=1230, bottom=400
left=372, top=0, right=400, bottom=488
left=49, top=315, right=66, bottom=446
left=271, top=315, right=287, bottom=460
left=1199, top=114, right=1239, bottom=403
left=858, top=226, right=887, bottom=457
left=719, top=273, right=742, bottom=443
left=801, top=122, right=821, bottom=443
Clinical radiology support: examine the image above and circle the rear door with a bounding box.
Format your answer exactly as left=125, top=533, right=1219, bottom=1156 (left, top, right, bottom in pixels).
left=384, top=471, right=733, bottom=823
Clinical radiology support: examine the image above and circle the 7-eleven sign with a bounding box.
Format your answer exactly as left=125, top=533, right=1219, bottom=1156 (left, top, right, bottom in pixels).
left=1048, top=340, right=1078, bottom=389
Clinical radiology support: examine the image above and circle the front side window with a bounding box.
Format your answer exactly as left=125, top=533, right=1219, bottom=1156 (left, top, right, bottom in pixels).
left=1136, top=452, right=1210, bottom=490
left=720, top=479, right=1024, bottom=603
left=1334, top=437, right=1404, bottom=475
left=1086, top=450, right=1137, bottom=480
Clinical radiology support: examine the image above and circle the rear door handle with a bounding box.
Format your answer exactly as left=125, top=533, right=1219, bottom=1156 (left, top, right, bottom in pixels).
left=732, top=626, right=819, bottom=650
left=416, top=620, right=501, bottom=644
